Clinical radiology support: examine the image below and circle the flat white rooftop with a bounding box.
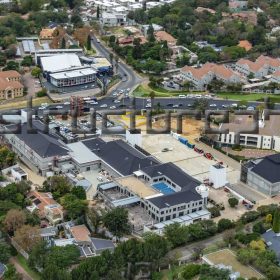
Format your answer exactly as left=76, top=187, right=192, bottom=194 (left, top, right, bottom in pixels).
left=67, top=142, right=100, bottom=164
left=41, top=54, right=82, bottom=72
left=50, top=67, right=96, bottom=79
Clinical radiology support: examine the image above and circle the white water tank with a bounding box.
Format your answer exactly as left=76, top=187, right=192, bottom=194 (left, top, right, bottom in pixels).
left=126, top=129, right=142, bottom=147
left=209, top=163, right=227, bottom=189
left=196, top=184, right=209, bottom=205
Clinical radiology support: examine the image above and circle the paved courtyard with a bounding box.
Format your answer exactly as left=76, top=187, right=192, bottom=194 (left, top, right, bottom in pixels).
left=142, top=134, right=240, bottom=184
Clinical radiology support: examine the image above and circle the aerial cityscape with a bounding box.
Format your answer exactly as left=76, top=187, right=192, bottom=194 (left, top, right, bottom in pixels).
left=0, top=0, right=280, bottom=279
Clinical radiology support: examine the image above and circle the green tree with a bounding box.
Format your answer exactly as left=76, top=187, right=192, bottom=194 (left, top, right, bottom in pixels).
left=199, top=264, right=230, bottom=280
left=97, top=5, right=100, bottom=19
left=228, top=197, right=238, bottom=208
left=86, top=35, right=91, bottom=50
left=3, top=264, right=21, bottom=280
left=47, top=245, right=80, bottom=269
left=0, top=241, right=11, bottom=263
left=142, top=232, right=169, bottom=268
left=87, top=207, right=102, bottom=234
left=273, top=208, right=280, bottom=233
left=3, top=61, right=19, bottom=71
left=21, top=55, right=33, bottom=67
left=164, top=222, right=188, bottom=247
left=31, top=67, right=42, bottom=78
left=217, top=218, right=234, bottom=232
left=42, top=176, right=71, bottom=199
left=71, top=186, right=86, bottom=200
left=147, top=24, right=155, bottom=42
left=42, top=265, right=71, bottom=280
left=181, top=263, right=201, bottom=279
left=61, top=194, right=87, bottom=220
left=103, top=207, right=131, bottom=239
left=28, top=241, right=48, bottom=270
left=266, top=213, right=273, bottom=224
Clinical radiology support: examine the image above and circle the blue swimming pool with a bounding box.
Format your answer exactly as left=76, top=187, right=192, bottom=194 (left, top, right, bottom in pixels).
left=152, top=182, right=175, bottom=195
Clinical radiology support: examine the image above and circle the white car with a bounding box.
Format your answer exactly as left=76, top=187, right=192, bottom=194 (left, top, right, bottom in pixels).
left=231, top=103, right=238, bottom=108
left=126, top=88, right=131, bottom=92
left=145, top=104, right=152, bottom=108
left=41, top=103, right=48, bottom=108
left=64, top=102, right=70, bottom=105
left=209, top=104, right=217, bottom=107
left=173, top=104, right=179, bottom=108
left=146, top=98, right=151, bottom=102
left=222, top=104, right=228, bottom=108
left=195, top=95, right=202, bottom=98
left=110, top=106, right=116, bottom=109
left=247, top=106, right=255, bottom=111
left=89, top=101, right=98, bottom=105
left=114, top=100, right=121, bottom=103
left=100, top=104, right=108, bottom=108
left=56, top=105, right=63, bottom=109
left=179, top=95, right=186, bottom=98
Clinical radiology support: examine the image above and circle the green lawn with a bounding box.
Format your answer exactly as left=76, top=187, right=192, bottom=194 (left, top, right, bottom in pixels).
left=216, top=92, right=278, bottom=101
left=133, top=85, right=200, bottom=97
left=16, top=254, right=41, bottom=280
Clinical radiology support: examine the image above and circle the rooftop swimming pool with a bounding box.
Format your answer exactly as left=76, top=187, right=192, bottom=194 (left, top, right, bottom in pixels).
left=152, top=182, right=175, bottom=195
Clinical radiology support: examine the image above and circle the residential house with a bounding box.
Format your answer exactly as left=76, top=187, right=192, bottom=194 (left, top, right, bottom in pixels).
left=180, top=63, right=243, bottom=90
left=0, top=71, right=24, bottom=100
left=154, top=31, right=177, bottom=47
left=141, top=24, right=163, bottom=37
left=180, top=64, right=215, bottom=90
left=237, top=40, right=252, bottom=51
left=40, top=226, right=58, bottom=242
left=99, top=12, right=127, bottom=26
left=229, top=0, right=248, bottom=11
left=262, top=229, right=280, bottom=262
left=270, top=70, right=280, bottom=84
left=40, top=28, right=56, bottom=40
left=27, top=191, right=64, bottom=224
left=231, top=11, right=258, bottom=25
left=235, top=58, right=269, bottom=78
left=146, top=1, right=163, bottom=9
left=256, top=55, right=280, bottom=73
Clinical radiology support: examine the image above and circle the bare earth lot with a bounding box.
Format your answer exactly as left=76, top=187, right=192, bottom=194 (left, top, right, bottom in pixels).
left=203, top=249, right=264, bottom=279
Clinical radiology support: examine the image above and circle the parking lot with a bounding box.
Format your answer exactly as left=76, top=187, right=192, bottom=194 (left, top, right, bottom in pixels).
left=142, top=134, right=240, bottom=183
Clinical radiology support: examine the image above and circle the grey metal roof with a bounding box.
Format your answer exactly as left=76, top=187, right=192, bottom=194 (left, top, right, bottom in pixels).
left=251, top=154, right=280, bottom=183
left=0, top=263, right=7, bottom=278
left=82, top=138, right=159, bottom=176
left=7, top=121, right=69, bottom=158
left=91, top=238, right=115, bottom=250
left=141, top=162, right=201, bottom=190
left=148, top=189, right=201, bottom=209
left=262, top=229, right=280, bottom=261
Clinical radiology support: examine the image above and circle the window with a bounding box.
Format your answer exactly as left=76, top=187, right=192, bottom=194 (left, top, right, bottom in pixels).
left=86, top=167, right=90, bottom=171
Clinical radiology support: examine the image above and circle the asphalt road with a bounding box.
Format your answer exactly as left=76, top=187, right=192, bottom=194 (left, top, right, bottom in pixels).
left=91, top=36, right=143, bottom=93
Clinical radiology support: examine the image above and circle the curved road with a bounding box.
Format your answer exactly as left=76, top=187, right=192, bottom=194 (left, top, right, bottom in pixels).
left=91, top=35, right=143, bottom=93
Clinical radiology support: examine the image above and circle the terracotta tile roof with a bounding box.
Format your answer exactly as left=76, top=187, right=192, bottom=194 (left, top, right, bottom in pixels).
left=238, top=40, right=252, bottom=51
left=236, top=58, right=266, bottom=72
left=182, top=63, right=241, bottom=81
left=181, top=63, right=215, bottom=79
left=214, top=64, right=238, bottom=79
left=272, top=70, right=280, bottom=77
left=257, top=55, right=280, bottom=68
left=70, top=225, right=91, bottom=242
left=155, top=31, right=177, bottom=44
left=40, top=28, right=55, bottom=38
left=0, top=70, right=21, bottom=79
left=27, top=191, right=59, bottom=214
left=0, top=78, right=23, bottom=91
left=118, top=37, right=133, bottom=45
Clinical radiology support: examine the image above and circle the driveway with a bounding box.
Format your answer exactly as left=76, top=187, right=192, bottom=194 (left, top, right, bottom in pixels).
left=168, top=233, right=225, bottom=261
left=10, top=257, right=33, bottom=280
